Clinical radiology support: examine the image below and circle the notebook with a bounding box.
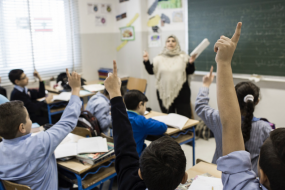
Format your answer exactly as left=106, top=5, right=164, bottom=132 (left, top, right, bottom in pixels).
left=83, top=84, right=105, bottom=92
left=188, top=176, right=223, bottom=190
left=54, top=137, right=108, bottom=159
left=52, top=92, right=72, bottom=101
left=152, top=113, right=189, bottom=130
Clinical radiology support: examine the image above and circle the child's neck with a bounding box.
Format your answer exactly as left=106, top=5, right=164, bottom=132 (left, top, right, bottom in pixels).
left=130, top=109, right=142, bottom=115
left=16, top=84, right=26, bottom=88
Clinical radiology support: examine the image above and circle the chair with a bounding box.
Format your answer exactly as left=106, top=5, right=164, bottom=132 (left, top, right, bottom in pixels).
left=126, top=77, right=147, bottom=93
left=196, top=158, right=210, bottom=164
left=1, top=180, right=31, bottom=190
left=71, top=127, right=92, bottom=137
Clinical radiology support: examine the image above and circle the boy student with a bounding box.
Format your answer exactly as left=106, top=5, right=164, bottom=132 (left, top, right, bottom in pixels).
left=0, top=69, right=82, bottom=190
left=104, top=61, right=188, bottom=190
left=215, top=22, right=285, bottom=190
left=124, top=90, right=167, bottom=156
left=86, top=89, right=112, bottom=135
left=9, top=69, right=53, bottom=125
left=195, top=66, right=271, bottom=173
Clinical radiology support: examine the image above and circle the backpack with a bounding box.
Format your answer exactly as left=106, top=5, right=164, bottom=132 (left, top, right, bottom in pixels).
left=57, top=72, right=86, bottom=91
left=195, top=120, right=212, bottom=140
left=77, top=110, right=101, bottom=137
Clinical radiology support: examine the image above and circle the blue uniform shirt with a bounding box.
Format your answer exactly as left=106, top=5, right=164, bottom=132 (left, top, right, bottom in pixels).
left=127, top=111, right=167, bottom=157
left=0, top=95, right=81, bottom=190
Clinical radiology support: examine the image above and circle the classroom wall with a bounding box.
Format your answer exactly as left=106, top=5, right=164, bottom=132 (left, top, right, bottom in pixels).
left=78, top=0, right=285, bottom=127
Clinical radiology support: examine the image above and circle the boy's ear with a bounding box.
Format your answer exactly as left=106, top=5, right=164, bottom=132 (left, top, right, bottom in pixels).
left=138, top=101, right=144, bottom=108
left=14, top=79, right=20, bottom=85
left=259, top=168, right=269, bottom=186
left=18, top=123, right=26, bottom=134
left=181, top=172, right=188, bottom=184
left=138, top=169, right=143, bottom=180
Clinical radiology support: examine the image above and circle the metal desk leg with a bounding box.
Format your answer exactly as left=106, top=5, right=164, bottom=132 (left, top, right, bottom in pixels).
left=100, top=183, right=104, bottom=190
left=47, top=104, right=52, bottom=124
left=0, top=181, right=4, bottom=190
left=108, top=177, right=114, bottom=190
left=74, top=173, right=84, bottom=190
left=192, top=127, right=196, bottom=166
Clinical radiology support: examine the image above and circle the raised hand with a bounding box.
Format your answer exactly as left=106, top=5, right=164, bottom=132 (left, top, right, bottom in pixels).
left=189, top=54, right=197, bottom=64
left=203, top=66, right=215, bottom=87
left=143, top=51, right=149, bottom=62
left=66, top=69, right=81, bottom=96
left=104, top=60, right=122, bottom=99
left=33, top=70, right=42, bottom=81
left=214, top=22, right=242, bottom=65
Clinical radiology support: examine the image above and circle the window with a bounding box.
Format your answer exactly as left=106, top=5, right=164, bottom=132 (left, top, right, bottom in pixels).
left=0, top=0, right=81, bottom=85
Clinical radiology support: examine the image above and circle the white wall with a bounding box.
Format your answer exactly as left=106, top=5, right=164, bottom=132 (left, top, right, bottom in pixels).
left=78, top=0, right=285, bottom=127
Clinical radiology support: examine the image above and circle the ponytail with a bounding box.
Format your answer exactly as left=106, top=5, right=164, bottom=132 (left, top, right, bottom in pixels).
left=242, top=100, right=255, bottom=143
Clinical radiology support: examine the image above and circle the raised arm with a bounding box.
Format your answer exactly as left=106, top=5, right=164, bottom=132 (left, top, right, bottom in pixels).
left=105, top=61, right=145, bottom=189
left=214, top=22, right=244, bottom=156
left=143, top=51, right=154, bottom=75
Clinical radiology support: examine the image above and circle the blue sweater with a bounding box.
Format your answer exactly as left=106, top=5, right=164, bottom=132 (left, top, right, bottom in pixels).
left=127, top=111, right=167, bottom=156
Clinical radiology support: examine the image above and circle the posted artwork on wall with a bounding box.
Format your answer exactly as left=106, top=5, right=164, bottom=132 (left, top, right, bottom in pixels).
left=148, top=34, right=162, bottom=47
left=172, top=11, right=183, bottom=22
left=120, top=26, right=135, bottom=41
left=87, top=3, right=99, bottom=14
left=101, top=4, right=112, bottom=14
left=95, top=15, right=107, bottom=26
left=158, top=0, right=182, bottom=9
left=116, top=12, right=127, bottom=21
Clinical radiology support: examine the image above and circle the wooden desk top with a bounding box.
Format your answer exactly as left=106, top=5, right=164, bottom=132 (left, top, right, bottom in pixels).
left=145, top=111, right=199, bottom=135
left=186, top=162, right=221, bottom=179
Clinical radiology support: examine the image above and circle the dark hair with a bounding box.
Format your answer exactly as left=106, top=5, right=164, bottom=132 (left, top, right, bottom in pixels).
left=9, top=69, right=24, bottom=85
left=139, top=136, right=186, bottom=190
left=259, top=128, right=285, bottom=190
left=235, top=82, right=260, bottom=143
left=124, top=90, right=148, bottom=110
left=0, top=101, right=27, bottom=139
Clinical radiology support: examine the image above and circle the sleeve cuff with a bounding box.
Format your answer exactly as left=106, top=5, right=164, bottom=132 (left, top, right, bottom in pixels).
left=110, top=96, right=123, bottom=105
left=217, top=151, right=252, bottom=174
left=70, top=95, right=81, bottom=103
left=199, top=87, right=209, bottom=94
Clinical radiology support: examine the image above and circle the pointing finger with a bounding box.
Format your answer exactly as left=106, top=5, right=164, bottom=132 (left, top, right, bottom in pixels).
left=113, top=60, right=118, bottom=77
left=231, top=22, right=242, bottom=43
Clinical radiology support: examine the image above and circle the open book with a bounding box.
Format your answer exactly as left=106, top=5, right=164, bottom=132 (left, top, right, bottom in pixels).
left=83, top=84, right=105, bottom=92
left=152, top=113, right=189, bottom=130
left=54, top=137, right=108, bottom=159
left=52, top=92, right=72, bottom=101
left=188, top=176, right=223, bottom=190
left=190, top=38, right=210, bottom=59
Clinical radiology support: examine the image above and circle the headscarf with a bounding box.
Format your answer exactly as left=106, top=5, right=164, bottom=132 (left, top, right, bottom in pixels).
left=160, top=35, right=187, bottom=57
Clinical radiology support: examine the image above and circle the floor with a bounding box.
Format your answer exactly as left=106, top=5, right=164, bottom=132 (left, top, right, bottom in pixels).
left=99, top=138, right=216, bottom=190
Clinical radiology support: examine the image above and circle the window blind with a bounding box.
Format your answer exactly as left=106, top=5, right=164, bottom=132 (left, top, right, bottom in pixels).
left=0, top=0, right=81, bottom=86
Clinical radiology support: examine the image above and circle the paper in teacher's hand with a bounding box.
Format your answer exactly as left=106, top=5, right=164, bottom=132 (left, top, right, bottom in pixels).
left=190, top=38, right=210, bottom=59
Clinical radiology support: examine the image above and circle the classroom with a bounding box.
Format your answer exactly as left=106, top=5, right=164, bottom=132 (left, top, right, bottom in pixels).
left=0, top=0, right=285, bottom=190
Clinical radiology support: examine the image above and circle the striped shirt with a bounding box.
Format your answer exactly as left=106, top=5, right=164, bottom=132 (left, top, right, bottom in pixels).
left=195, top=87, right=272, bottom=174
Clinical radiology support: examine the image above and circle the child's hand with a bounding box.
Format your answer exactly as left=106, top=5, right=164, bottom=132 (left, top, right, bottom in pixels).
left=189, top=54, right=197, bottom=64
left=104, top=60, right=121, bottom=99
left=66, top=69, right=81, bottom=96
left=33, top=70, right=42, bottom=81
left=143, top=51, right=149, bottom=62
left=203, top=66, right=215, bottom=87
left=214, top=22, right=242, bottom=65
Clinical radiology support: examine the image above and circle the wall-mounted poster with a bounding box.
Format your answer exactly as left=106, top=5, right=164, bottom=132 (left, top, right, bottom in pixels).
left=116, top=12, right=127, bottom=21
left=148, top=34, right=161, bottom=47
left=95, top=15, right=106, bottom=26
left=119, top=0, right=129, bottom=2
left=172, top=11, right=183, bottom=22
left=158, top=0, right=182, bottom=9
left=120, top=26, right=135, bottom=41
left=87, top=3, right=99, bottom=14
left=101, top=4, right=112, bottom=14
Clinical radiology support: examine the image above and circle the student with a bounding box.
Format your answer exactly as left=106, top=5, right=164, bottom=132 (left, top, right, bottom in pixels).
left=0, top=69, right=82, bottom=190
left=215, top=22, right=285, bottom=190
left=9, top=69, right=52, bottom=125
left=195, top=67, right=271, bottom=173
left=124, top=90, right=167, bottom=156
left=104, top=61, right=188, bottom=190
left=0, top=94, right=9, bottom=105
left=86, top=89, right=111, bottom=135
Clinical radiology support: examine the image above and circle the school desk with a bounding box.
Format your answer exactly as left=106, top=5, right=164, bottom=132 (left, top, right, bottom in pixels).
left=186, top=161, right=221, bottom=179
left=145, top=111, right=199, bottom=165
left=56, top=133, right=116, bottom=190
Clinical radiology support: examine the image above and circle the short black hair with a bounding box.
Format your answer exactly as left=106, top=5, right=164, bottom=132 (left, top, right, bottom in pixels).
left=139, top=136, right=186, bottom=190
left=9, top=69, right=24, bottom=85
left=259, top=128, right=285, bottom=190
left=0, top=101, right=27, bottom=139
left=124, top=90, right=148, bottom=110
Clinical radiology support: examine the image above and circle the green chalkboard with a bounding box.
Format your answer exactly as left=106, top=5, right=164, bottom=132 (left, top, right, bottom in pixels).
left=188, top=0, right=285, bottom=76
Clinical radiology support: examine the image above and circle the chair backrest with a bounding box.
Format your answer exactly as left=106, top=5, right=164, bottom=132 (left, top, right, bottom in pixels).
left=2, top=180, right=31, bottom=190
left=126, top=77, right=147, bottom=93
left=71, top=127, right=92, bottom=137
left=101, top=133, right=114, bottom=143
left=196, top=158, right=210, bottom=164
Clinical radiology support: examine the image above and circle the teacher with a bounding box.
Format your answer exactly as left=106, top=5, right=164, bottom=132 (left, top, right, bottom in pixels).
left=143, top=35, right=196, bottom=118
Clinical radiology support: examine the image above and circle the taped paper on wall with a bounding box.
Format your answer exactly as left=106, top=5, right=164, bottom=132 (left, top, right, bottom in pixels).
left=148, top=15, right=161, bottom=27
left=172, top=11, right=183, bottom=22
left=190, top=38, right=210, bottom=58
left=95, top=15, right=106, bottom=26
left=87, top=3, right=99, bottom=14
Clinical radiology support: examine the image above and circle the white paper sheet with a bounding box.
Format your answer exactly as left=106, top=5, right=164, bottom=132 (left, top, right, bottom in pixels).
left=188, top=176, right=223, bottom=190
left=77, top=137, right=108, bottom=154
left=83, top=84, right=105, bottom=92
left=165, top=113, right=188, bottom=130
left=52, top=92, right=72, bottom=101
left=190, top=38, right=210, bottom=58
left=55, top=143, right=78, bottom=159
left=152, top=115, right=168, bottom=123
